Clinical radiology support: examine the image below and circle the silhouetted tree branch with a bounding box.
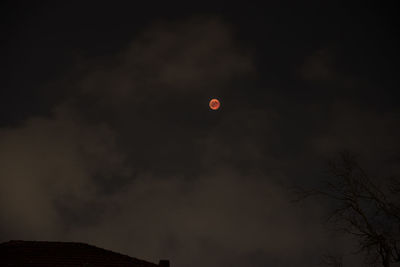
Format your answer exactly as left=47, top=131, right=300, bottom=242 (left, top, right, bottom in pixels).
left=294, top=151, right=400, bottom=267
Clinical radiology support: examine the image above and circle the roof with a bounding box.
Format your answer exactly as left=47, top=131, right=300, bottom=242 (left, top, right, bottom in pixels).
left=0, top=240, right=168, bottom=267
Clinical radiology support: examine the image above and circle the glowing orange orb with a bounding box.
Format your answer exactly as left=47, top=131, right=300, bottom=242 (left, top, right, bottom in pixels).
left=209, top=99, right=220, bottom=110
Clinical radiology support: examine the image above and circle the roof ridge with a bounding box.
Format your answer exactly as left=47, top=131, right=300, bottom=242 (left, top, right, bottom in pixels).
left=1, top=240, right=159, bottom=266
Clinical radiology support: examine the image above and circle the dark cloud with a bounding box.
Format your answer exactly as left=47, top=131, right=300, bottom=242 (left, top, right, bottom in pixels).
left=69, top=169, right=330, bottom=267
left=298, top=47, right=357, bottom=90
left=78, top=17, right=253, bottom=110
left=0, top=105, right=129, bottom=238
left=300, top=48, right=336, bottom=82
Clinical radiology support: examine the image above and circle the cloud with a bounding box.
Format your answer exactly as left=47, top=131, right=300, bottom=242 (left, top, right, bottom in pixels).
left=298, top=48, right=356, bottom=89
left=77, top=16, right=254, bottom=113
left=300, top=48, right=336, bottom=82
left=69, top=169, right=329, bottom=267
left=311, top=101, right=400, bottom=162
left=0, top=105, right=130, bottom=239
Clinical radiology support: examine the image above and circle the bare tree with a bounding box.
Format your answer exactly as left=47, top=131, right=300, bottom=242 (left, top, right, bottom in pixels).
left=295, top=151, right=400, bottom=267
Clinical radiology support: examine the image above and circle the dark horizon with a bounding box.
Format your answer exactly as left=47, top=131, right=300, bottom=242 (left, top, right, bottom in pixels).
left=1, top=2, right=399, bottom=267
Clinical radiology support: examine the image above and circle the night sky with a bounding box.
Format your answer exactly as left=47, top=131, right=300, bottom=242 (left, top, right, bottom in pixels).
left=1, top=2, right=399, bottom=266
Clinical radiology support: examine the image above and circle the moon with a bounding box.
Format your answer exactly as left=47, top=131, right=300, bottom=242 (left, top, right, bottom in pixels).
left=209, top=99, right=220, bottom=110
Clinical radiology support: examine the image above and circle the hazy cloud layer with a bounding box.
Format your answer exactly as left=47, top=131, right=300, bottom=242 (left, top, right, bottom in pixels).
left=70, top=170, right=329, bottom=267
left=0, top=106, right=130, bottom=238
left=1, top=17, right=399, bottom=267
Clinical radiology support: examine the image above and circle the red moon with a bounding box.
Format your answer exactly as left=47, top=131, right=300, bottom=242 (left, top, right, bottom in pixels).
left=209, top=99, right=220, bottom=110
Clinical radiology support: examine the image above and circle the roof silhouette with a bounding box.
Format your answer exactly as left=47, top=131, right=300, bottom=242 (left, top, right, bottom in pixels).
left=0, top=240, right=169, bottom=267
